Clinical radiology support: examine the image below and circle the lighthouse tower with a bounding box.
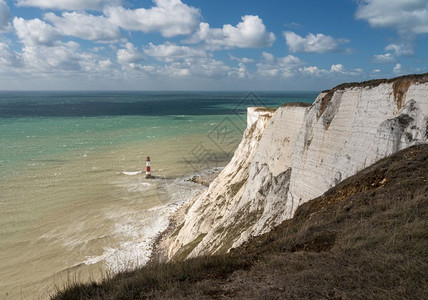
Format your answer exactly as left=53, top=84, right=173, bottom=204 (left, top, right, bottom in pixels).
left=145, top=156, right=153, bottom=179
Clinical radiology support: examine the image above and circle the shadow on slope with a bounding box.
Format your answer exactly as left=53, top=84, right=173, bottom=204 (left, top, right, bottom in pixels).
left=53, top=144, right=427, bottom=299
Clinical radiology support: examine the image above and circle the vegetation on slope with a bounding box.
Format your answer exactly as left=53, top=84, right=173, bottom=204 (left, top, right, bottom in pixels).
left=53, top=144, right=427, bottom=299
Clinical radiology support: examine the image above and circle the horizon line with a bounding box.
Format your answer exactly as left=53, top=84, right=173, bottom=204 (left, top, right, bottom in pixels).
left=0, top=90, right=320, bottom=93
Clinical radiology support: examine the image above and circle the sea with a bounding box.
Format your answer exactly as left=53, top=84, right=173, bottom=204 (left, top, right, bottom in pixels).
left=0, top=91, right=317, bottom=299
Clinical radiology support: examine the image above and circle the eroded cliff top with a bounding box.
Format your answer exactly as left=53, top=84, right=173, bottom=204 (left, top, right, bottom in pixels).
left=319, top=73, right=428, bottom=118
left=280, top=102, right=312, bottom=108
left=322, top=73, right=428, bottom=93
left=253, top=107, right=277, bottom=113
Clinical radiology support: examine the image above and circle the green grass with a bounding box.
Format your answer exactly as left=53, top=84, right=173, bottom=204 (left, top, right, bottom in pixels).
left=52, top=255, right=253, bottom=300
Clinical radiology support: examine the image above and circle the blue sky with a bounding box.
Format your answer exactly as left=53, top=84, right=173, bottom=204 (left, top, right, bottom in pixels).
left=0, top=0, right=427, bottom=91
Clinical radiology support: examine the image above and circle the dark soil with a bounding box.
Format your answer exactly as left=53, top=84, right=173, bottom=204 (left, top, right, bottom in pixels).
left=280, top=102, right=312, bottom=108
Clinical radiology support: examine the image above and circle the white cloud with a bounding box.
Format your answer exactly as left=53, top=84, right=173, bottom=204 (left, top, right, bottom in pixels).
left=0, top=0, right=11, bottom=32
left=106, top=0, right=200, bottom=37
left=20, top=41, right=113, bottom=74
left=371, top=43, right=414, bottom=65
left=168, top=57, right=232, bottom=78
left=234, top=62, right=248, bottom=79
left=131, top=55, right=237, bottom=79
left=13, top=17, right=60, bottom=46
left=185, top=15, right=276, bottom=49
left=44, top=12, right=122, bottom=42
left=385, top=43, right=414, bottom=56
left=372, top=52, right=396, bottom=64
left=229, top=54, right=255, bottom=63
left=284, top=31, right=347, bottom=53
left=136, top=57, right=232, bottom=79
left=144, top=42, right=207, bottom=62
left=257, top=52, right=303, bottom=78
left=0, top=42, right=22, bottom=68
left=299, top=64, right=363, bottom=77
left=355, top=0, right=428, bottom=35
left=330, top=64, right=345, bottom=72
left=15, top=0, right=121, bottom=11
left=299, top=66, right=324, bottom=77
left=22, top=42, right=81, bottom=71
left=393, top=63, right=402, bottom=74
left=117, top=42, right=144, bottom=65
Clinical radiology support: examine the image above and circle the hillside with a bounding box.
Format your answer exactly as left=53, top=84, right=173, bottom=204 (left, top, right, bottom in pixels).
left=54, top=144, right=428, bottom=299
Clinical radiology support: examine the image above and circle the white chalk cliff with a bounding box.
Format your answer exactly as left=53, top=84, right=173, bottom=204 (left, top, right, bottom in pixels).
left=155, top=74, right=428, bottom=261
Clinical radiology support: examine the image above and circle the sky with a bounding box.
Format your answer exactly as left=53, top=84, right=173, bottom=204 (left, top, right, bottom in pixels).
left=0, top=0, right=427, bottom=91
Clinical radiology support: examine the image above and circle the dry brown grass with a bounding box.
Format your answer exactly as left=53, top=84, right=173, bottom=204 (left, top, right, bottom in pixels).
left=53, top=144, right=428, bottom=299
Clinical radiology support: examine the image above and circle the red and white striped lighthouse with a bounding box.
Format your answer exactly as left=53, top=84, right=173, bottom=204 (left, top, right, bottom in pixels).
left=145, top=156, right=152, bottom=178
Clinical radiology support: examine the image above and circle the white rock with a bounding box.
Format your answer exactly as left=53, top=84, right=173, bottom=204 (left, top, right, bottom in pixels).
left=157, top=77, right=428, bottom=261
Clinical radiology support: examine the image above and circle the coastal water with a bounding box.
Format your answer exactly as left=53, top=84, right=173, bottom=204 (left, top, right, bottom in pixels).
left=0, top=91, right=316, bottom=299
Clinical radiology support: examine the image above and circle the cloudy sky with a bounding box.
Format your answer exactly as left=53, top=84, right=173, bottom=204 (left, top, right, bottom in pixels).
left=0, top=0, right=427, bottom=90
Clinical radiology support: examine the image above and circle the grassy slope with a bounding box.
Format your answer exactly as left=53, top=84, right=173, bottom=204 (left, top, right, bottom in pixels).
left=53, top=144, right=428, bottom=299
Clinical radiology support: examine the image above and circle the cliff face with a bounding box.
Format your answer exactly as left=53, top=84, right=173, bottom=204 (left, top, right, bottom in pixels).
left=288, top=75, right=427, bottom=212
left=156, top=74, right=428, bottom=261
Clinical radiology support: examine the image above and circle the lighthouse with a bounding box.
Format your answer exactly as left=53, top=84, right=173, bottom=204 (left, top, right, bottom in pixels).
left=145, top=156, right=153, bottom=179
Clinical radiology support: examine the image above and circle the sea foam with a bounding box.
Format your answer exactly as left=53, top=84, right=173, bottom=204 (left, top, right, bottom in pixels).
left=122, top=171, right=142, bottom=176
left=83, top=174, right=207, bottom=272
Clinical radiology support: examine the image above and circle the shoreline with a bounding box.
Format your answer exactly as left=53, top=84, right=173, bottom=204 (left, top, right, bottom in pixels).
left=187, top=167, right=223, bottom=186
left=149, top=167, right=223, bottom=264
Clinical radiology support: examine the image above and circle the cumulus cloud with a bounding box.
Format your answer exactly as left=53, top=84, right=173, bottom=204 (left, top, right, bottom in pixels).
left=384, top=43, right=414, bottom=56
left=144, top=42, right=207, bottom=62
left=44, top=12, right=121, bottom=42
left=284, top=31, right=347, bottom=53
left=0, top=0, right=11, bottom=32
left=22, top=42, right=81, bottom=71
left=355, top=0, right=428, bottom=35
left=330, top=64, right=345, bottom=73
left=185, top=15, right=276, bottom=49
left=117, top=42, right=144, bottom=65
left=168, top=57, right=232, bottom=78
left=20, top=41, right=113, bottom=74
left=393, top=63, right=402, bottom=74
left=15, top=0, right=121, bottom=11
left=133, top=56, right=233, bottom=79
left=372, top=53, right=396, bottom=64
left=0, top=42, right=22, bottom=68
left=371, top=43, right=414, bottom=65
left=299, top=64, right=363, bottom=77
left=13, top=17, right=60, bottom=46
left=106, top=0, right=200, bottom=37
left=0, top=0, right=9, bottom=29
left=257, top=52, right=303, bottom=78
left=234, top=62, right=248, bottom=79
left=229, top=54, right=255, bottom=63
left=299, top=66, right=323, bottom=77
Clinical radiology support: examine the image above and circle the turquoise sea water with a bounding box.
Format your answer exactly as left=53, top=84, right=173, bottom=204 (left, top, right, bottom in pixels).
left=0, top=91, right=317, bottom=299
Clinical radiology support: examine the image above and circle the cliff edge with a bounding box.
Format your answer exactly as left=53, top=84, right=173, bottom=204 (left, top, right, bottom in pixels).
left=155, top=73, right=428, bottom=262
left=55, top=144, right=428, bottom=299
